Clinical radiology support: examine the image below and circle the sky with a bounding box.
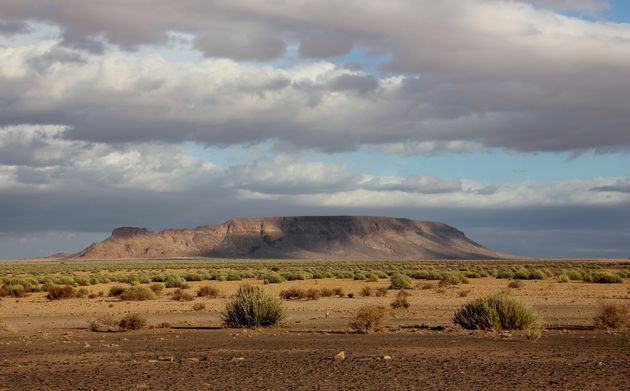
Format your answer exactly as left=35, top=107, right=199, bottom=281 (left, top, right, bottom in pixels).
left=1, top=0, right=630, bottom=259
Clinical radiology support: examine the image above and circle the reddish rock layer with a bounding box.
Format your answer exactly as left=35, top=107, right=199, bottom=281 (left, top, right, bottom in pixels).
left=73, top=216, right=511, bottom=260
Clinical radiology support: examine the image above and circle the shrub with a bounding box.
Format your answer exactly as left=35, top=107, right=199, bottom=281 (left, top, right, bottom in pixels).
left=108, top=285, right=126, bottom=297
left=46, top=285, right=77, bottom=300
left=390, top=290, right=410, bottom=309
left=197, top=285, right=220, bottom=298
left=164, top=275, right=188, bottom=288
left=262, top=272, right=285, bottom=284
left=366, top=273, right=380, bottom=282
left=172, top=288, right=194, bottom=301
left=280, top=288, right=305, bottom=300
left=120, top=286, right=156, bottom=301
left=306, top=288, right=321, bottom=300
left=557, top=274, right=570, bottom=283
left=227, top=271, right=242, bottom=281
left=496, top=270, right=514, bottom=279
left=222, top=285, right=284, bottom=328
left=0, top=284, right=27, bottom=298
left=591, top=272, right=623, bottom=284
left=439, top=273, right=469, bottom=287
left=118, top=314, right=147, bottom=331
left=347, top=292, right=354, bottom=298
left=418, top=283, right=434, bottom=290
left=458, top=289, right=471, bottom=298
left=594, top=303, right=629, bottom=330
left=332, top=287, right=345, bottom=297
left=360, top=286, right=372, bottom=297
left=149, top=283, right=165, bottom=295
left=320, top=288, right=334, bottom=297
left=453, top=294, right=541, bottom=331
left=193, top=303, right=206, bottom=311
left=76, top=288, right=89, bottom=298
left=390, top=273, right=412, bottom=289
left=508, top=280, right=523, bottom=289
left=349, top=305, right=387, bottom=333
left=375, top=287, right=388, bottom=297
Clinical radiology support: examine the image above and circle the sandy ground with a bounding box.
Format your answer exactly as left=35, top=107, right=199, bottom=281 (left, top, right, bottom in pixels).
left=1, top=277, right=629, bottom=390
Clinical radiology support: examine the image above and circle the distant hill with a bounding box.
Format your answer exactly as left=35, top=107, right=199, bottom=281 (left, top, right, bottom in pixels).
left=72, top=216, right=512, bottom=260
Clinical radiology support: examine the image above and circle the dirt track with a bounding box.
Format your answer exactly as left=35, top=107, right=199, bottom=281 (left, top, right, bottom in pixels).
left=1, top=327, right=629, bottom=390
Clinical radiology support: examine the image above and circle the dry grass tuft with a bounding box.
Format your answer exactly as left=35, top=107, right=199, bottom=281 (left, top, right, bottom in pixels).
left=390, top=290, right=410, bottom=310
left=120, top=286, right=156, bottom=301
left=594, top=303, right=629, bottom=330
left=172, top=288, right=194, bottom=301
left=108, top=285, right=126, bottom=297
left=349, top=305, right=388, bottom=333
left=118, top=314, right=147, bottom=331
left=508, top=280, right=524, bottom=289
left=46, top=285, right=77, bottom=300
left=197, top=286, right=220, bottom=298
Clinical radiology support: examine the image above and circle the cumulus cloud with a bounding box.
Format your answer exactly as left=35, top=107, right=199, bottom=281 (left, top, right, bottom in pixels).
left=0, top=2, right=629, bottom=154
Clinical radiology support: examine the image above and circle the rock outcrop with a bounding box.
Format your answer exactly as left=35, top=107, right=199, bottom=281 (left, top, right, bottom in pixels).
left=73, top=216, right=510, bottom=260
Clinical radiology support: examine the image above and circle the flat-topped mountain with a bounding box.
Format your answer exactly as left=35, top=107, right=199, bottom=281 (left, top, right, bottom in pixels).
left=73, top=216, right=511, bottom=260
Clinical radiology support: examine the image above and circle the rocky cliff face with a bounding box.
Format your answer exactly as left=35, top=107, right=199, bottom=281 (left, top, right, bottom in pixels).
left=73, top=216, right=510, bottom=260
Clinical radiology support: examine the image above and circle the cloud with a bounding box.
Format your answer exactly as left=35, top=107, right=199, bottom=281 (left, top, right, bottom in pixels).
left=0, top=19, right=30, bottom=36
left=299, top=31, right=353, bottom=58
left=519, top=0, right=610, bottom=14
left=591, top=178, right=630, bottom=193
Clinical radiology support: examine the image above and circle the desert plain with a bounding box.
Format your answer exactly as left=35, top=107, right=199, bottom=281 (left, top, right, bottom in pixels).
left=0, top=259, right=629, bottom=390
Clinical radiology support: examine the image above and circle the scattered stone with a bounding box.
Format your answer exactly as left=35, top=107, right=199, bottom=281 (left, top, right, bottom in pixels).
left=231, top=357, right=245, bottom=362
left=383, top=355, right=392, bottom=360
left=158, top=356, right=174, bottom=362
left=334, top=351, right=345, bottom=362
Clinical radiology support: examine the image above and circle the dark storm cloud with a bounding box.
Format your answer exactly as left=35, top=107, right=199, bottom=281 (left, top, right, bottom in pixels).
left=591, top=179, right=630, bottom=193
left=329, top=74, right=378, bottom=94
left=194, top=33, right=286, bottom=61
left=299, top=32, right=353, bottom=58
left=0, top=19, right=30, bottom=35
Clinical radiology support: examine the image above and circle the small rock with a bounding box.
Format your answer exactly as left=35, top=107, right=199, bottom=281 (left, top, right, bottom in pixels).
left=158, top=356, right=174, bottom=362
left=383, top=355, right=392, bottom=360
left=334, top=351, right=345, bottom=362
left=231, top=357, right=245, bottom=362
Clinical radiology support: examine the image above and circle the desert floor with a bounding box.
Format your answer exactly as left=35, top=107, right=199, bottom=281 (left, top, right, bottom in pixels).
left=1, top=277, right=629, bottom=390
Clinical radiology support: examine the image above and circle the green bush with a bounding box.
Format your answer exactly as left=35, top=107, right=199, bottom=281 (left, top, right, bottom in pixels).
left=557, top=273, right=570, bottom=283
left=120, top=286, right=156, bottom=301
left=453, top=294, right=541, bottom=331
left=0, top=284, right=27, bottom=297
left=439, top=272, right=469, bottom=287
left=366, top=273, right=380, bottom=282
left=164, top=275, right=188, bottom=288
left=591, top=271, right=623, bottom=284
left=262, top=272, right=285, bottom=284
left=390, top=273, right=412, bottom=289
left=223, top=285, right=284, bottom=328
